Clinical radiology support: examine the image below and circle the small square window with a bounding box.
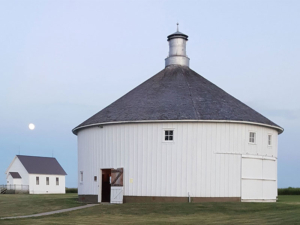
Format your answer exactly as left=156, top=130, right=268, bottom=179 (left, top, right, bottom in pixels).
left=268, top=135, right=272, bottom=146
left=94, top=176, right=97, bottom=181
left=36, top=177, right=39, bottom=185
left=46, top=177, right=49, bottom=185
left=249, top=132, right=256, bottom=143
left=164, top=130, right=174, bottom=141
left=56, top=177, right=59, bottom=185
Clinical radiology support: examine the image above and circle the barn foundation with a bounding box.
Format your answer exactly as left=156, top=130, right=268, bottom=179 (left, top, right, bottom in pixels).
left=123, top=196, right=241, bottom=203
left=78, top=195, right=98, bottom=203
left=78, top=195, right=241, bottom=203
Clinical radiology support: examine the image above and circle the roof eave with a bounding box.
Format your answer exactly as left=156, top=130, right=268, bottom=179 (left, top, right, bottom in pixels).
left=28, top=173, right=67, bottom=176
left=72, top=120, right=284, bottom=135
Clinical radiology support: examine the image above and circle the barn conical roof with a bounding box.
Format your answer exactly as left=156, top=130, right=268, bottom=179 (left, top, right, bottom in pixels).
left=73, top=64, right=282, bottom=134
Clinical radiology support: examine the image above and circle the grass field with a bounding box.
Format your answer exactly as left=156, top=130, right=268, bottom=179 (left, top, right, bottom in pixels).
left=0, top=194, right=84, bottom=218
left=1, top=194, right=300, bottom=224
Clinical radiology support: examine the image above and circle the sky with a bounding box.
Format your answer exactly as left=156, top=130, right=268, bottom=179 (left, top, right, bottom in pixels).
left=0, top=0, right=299, bottom=188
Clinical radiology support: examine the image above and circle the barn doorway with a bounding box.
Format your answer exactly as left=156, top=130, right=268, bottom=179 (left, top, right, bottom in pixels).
left=100, top=168, right=124, bottom=203
left=241, top=156, right=277, bottom=201
left=101, top=169, right=111, bottom=202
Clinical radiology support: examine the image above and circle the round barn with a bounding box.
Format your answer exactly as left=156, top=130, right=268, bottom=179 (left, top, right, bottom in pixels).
left=73, top=28, right=283, bottom=204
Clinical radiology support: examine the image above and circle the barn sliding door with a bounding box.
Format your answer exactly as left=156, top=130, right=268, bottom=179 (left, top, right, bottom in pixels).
left=241, top=156, right=277, bottom=201
left=110, top=168, right=123, bottom=204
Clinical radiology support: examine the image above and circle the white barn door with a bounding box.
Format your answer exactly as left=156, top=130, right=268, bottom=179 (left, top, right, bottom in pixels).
left=241, top=156, right=277, bottom=201
left=110, top=168, right=123, bottom=204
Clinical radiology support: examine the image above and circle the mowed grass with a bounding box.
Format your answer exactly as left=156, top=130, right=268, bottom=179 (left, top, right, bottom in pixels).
left=1, top=195, right=300, bottom=224
left=0, top=193, right=84, bottom=218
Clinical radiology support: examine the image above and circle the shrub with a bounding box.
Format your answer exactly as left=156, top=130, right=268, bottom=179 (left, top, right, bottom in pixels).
left=278, top=187, right=300, bottom=195
left=66, top=188, right=78, bottom=193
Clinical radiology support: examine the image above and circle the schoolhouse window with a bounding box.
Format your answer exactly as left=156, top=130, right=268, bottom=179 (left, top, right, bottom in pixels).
left=165, top=130, right=174, bottom=141
left=268, top=135, right=272, bottom=146
left=46, top=177, right=49, bottom=185
left=56, top=177, right=59, bottom=185
left=249, top=132, right=256, bottom=143
left=36, top=177, right=39, bottom=185
left=80, top=171, right=83, bottom=183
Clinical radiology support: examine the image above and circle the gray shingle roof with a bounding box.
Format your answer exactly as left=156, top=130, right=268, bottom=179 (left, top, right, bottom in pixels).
left=17, top=155, right=67, bottom=175
left=9, top=172, right=21, bottom=179
left=73, top=65, right=282, bottom=134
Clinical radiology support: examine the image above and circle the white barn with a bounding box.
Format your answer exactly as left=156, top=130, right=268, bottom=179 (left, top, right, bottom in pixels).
left=5, top=155, right=67, bottom=194
left=73, top=29, right=283, bottom=203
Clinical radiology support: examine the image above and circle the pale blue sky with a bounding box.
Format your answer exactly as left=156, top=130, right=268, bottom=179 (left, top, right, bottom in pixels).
left=0, top=0, right=299, bottom=188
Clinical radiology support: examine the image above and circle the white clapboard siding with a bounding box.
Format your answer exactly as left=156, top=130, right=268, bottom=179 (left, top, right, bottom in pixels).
left=77, top=122, right=278, bottom=199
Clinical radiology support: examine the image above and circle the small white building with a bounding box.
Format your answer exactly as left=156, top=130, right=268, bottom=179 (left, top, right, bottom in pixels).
left=73, top=28, right=283, bottom=203
left=5, top=155, right=67, bottom=194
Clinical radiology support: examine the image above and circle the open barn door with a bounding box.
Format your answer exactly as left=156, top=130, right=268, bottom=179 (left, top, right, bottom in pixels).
left=101, top=169, right=111, bottom=202
left=110, top=168, right=123, bottom=204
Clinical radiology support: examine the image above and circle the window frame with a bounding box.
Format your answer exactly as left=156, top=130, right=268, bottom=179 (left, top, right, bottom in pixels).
left=36, top=176, right=39, bottom=185
left=80, top=171, right=83, bottom=183
left=268, top=134, right=272, bottom=147
left=163, top=129, right=175, bottom=142
left=248, top=131, right=256, bottom=144
left=46, top=177, right=49, bottom=185
left=56, top=177, right=59, bottom=186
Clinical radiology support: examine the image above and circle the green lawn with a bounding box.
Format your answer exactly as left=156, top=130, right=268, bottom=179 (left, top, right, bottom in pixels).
left=1, top=195, right=300, bottom=224
left=0, top=193, right=84, bottom=218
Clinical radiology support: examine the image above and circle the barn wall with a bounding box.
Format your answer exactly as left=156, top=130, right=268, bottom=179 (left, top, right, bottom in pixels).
left=77, top=122, right=278, bottom=199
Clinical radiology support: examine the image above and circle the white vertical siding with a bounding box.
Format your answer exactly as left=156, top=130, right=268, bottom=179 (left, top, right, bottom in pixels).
left=77, top=122, right=278, bottom=199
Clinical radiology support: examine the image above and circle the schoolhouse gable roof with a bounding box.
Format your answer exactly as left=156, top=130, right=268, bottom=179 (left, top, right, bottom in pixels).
left=16, top=155, right=67, bottom=175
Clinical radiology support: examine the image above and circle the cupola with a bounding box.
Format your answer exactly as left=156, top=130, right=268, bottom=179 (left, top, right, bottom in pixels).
left=165, top=24, right=190, bottom=67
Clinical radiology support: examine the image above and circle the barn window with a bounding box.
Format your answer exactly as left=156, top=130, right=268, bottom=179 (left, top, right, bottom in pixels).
left=80, top=171, right=83, bottom=183
left=165, top=130, right=174, bottom=141
left=36, top=177, right=39, bottom=185
left=56, top=177, right=59, bottom=185
left=268, top=135, right=272, bottom=146
left=46, top=177, right=49, bottom=185
left=249, top=132, right=256, bottom=143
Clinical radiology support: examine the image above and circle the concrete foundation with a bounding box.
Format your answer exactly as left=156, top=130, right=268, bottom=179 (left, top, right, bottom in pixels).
left=78, top=195, right=98, bottom=203
left=124, top=196, right=241, bottom=203
left=78, top=195, right=241, bottom=203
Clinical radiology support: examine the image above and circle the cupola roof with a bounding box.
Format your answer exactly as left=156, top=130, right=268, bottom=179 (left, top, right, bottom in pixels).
left=167, top=31, right=188, bottom=41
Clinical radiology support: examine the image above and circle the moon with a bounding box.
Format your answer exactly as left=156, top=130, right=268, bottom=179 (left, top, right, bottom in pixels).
left=29, top=123, right=35, bottom=130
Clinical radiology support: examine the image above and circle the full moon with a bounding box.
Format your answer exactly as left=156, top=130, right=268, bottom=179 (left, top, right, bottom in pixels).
left=29, top=123, right=35, bottom=130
